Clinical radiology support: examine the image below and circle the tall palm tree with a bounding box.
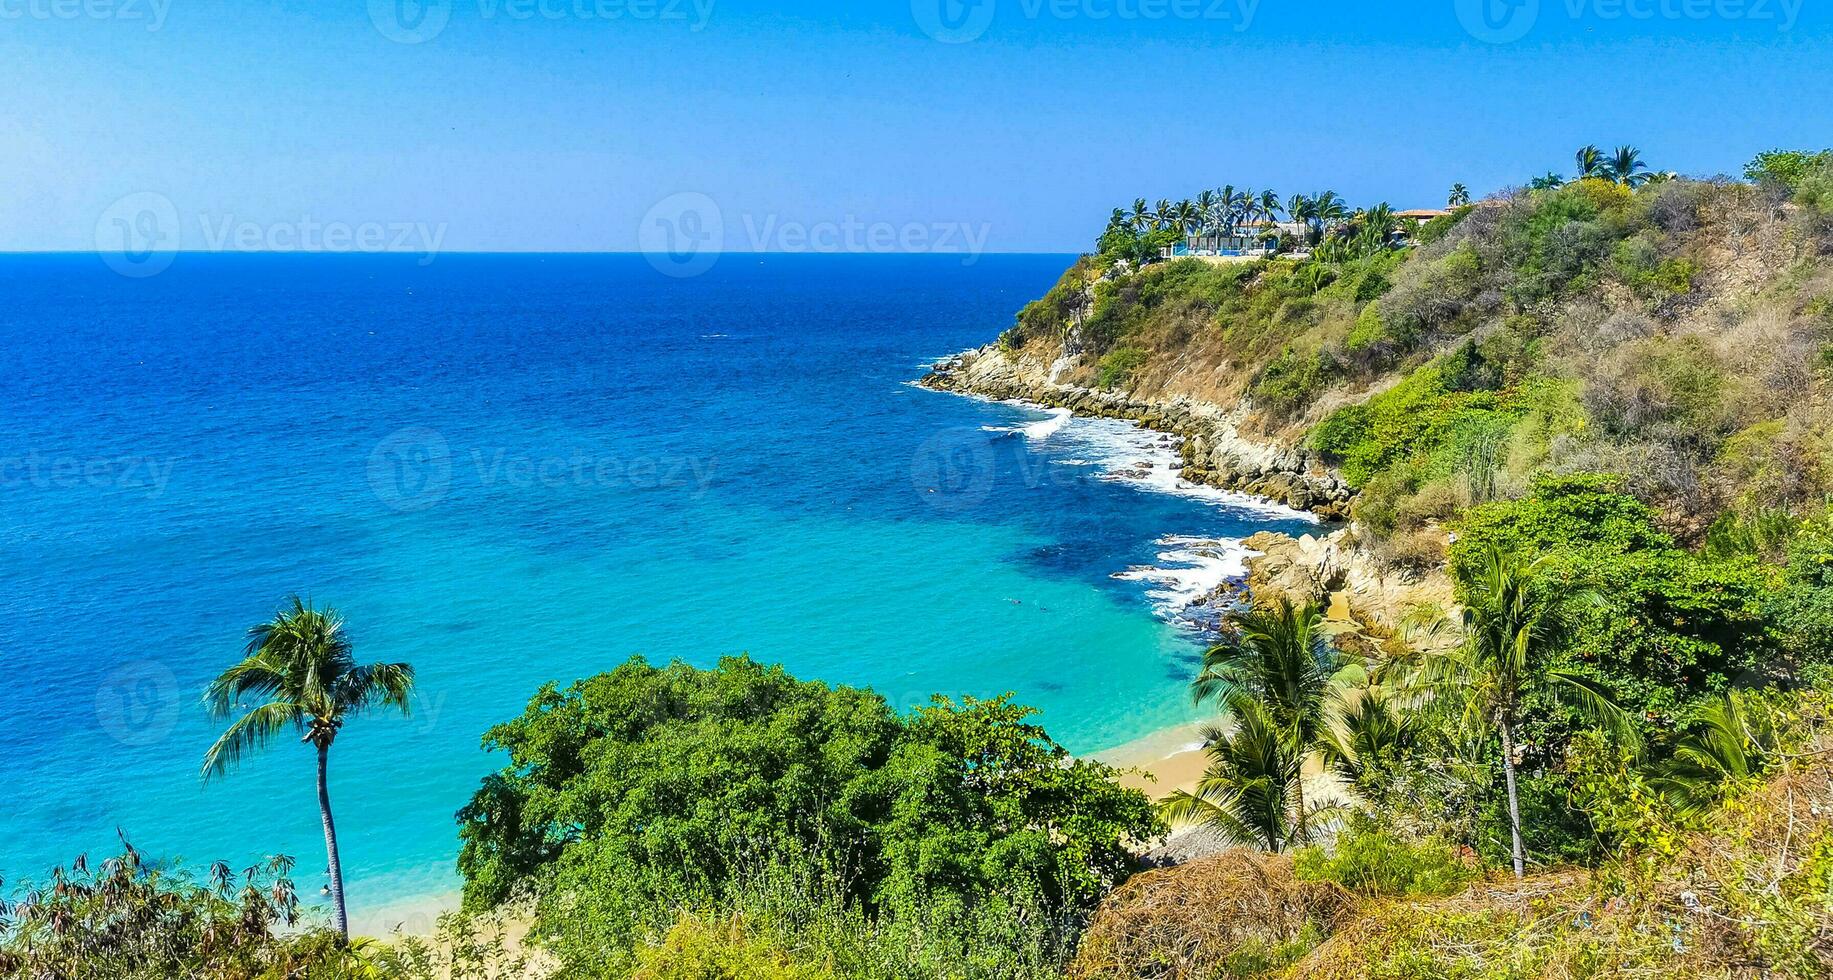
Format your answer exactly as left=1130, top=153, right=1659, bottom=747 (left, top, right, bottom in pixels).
left=1193, top=597, right=1345, bottom=841
left=1575, top=145, right=1606, bottom=181
left=1434, top=546, right=1621, bottom=878
left=1160, top=700, right=1303, bottom=852
left=1192, top=189, right=1219, bottom=250
left=1448, top=183, right=1471, bottom=207
left=1309, top=192, right=1349, bottom=245
left=202, top=597, right=415, bottom=940
left=1605, top=145, right=1651, bottom=187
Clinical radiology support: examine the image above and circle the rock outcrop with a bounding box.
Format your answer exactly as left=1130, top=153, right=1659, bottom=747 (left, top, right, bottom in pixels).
left=920, top=346, right=1355, bottom=520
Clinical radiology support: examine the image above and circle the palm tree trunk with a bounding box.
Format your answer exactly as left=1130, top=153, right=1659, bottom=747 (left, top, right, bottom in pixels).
left=317, top=742, right=350, bottom=940
left=1499, top=719, right=1526, bottom=879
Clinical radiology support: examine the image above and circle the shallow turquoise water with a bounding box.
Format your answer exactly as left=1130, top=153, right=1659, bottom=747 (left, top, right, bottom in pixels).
left=0, top=253, right=1313, bottom=910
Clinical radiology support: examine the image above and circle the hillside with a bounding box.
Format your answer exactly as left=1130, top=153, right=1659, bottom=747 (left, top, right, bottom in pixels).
left=925, top=164, right=1833, bottom=570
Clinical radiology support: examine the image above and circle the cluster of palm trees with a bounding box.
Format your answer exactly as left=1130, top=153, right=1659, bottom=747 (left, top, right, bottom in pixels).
left=1531, top=145, right=1672, bottom=191
left=1106, top=187, right=1360, bottom=252
left=1161, top=546, right=1634, bottom=878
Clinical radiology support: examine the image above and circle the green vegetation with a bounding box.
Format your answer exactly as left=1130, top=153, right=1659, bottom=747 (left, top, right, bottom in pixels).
left=454, top=656, right=1161, bottom=977
left=15, top=142, right=1833, bottom=978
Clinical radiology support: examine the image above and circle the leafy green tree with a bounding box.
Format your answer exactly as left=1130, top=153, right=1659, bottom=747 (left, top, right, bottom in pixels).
left=455, top=657, right=1159, bottom=973
left=201, top=598, right=415, bottom=940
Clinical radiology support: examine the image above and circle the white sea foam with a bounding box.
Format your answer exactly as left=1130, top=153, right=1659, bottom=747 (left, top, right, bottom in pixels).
left=1112, top=535, right=1258, bottom=625
left=981, top=405, right=1073, bottom=440
left=1049, top=413, right=1319, bottom=524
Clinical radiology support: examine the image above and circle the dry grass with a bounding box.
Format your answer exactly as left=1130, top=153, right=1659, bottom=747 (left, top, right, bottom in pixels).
left=1068, top=852, right=1352, bottom=980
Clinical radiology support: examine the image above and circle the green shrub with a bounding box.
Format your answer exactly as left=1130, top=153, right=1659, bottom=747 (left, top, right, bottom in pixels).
left=1293, top=818, right=1479, bottom=898
left=455, top=657, right=1161, bottom=976
left=1095, top=347, right=1149, bottom=389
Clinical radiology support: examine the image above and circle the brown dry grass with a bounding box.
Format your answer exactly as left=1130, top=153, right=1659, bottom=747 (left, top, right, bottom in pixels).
left=1068, top=852, right=1352, bottom=980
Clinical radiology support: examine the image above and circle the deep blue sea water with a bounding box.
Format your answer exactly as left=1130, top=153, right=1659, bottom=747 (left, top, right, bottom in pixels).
left=0, top=253, right=1314, bottom=916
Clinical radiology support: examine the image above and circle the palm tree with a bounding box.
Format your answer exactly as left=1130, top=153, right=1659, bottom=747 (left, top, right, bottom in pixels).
left=1575, top=145, right=1607, bottom=181
left=1319, top=690, right=1420, bottom=804
left=202, top=597, right=415, bottom=940
left=1130, top=198, right=1154, bottom=233
left=1605, top=145, right=1651, bottom=187
left=1434, top=546, right=1621, bottom=878
left=1193, top=597, right=1345, bottom=841
left=1650, top=692, right=1778, bottom=818
left=1160, top=700, right=1304, bottom=852
left=1448, top=183, right=1471, bottom=207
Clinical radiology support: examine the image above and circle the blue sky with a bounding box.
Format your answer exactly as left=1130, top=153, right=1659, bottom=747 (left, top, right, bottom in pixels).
left=4, top=0, right=1831, bottom=252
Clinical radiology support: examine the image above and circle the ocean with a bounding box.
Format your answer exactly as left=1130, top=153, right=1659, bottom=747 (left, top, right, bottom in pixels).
left=0, top=253, right=1315, bottom=915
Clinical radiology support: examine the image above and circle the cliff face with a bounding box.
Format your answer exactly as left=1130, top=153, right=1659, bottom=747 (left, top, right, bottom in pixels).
left=920, top=345, right=1355, bottom=520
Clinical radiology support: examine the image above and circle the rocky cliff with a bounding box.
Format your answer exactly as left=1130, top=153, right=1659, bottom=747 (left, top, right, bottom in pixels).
left=920, top=345, right=1355, bottom=521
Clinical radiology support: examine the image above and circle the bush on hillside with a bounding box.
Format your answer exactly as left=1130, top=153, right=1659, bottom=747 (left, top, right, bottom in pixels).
left=455, top=657, right=1162, bottom=977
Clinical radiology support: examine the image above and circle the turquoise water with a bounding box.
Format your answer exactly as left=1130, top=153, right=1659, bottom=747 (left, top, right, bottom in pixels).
left=0, top=253, right=1313, bottom=909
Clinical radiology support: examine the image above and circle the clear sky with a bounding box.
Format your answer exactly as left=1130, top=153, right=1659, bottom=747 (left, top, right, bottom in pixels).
left=5, top=0, right=1831, bottom=253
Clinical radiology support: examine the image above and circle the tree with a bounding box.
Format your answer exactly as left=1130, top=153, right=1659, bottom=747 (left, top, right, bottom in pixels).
left=1130, top=198, right=1154, bottom=233
left=1191, top=597, right=1346, bottom=842
left=201, top=597, right=415, bottom=940
left=1435, top=547, right=1620, bottom=877
left=1605, top=145, right=1651, bottom=187
left=1448, top=183, right=1471, bottom=207
left=1575, top=145, right=1606, bottom=180
left=1160, top=701, right=1303, bottom=852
